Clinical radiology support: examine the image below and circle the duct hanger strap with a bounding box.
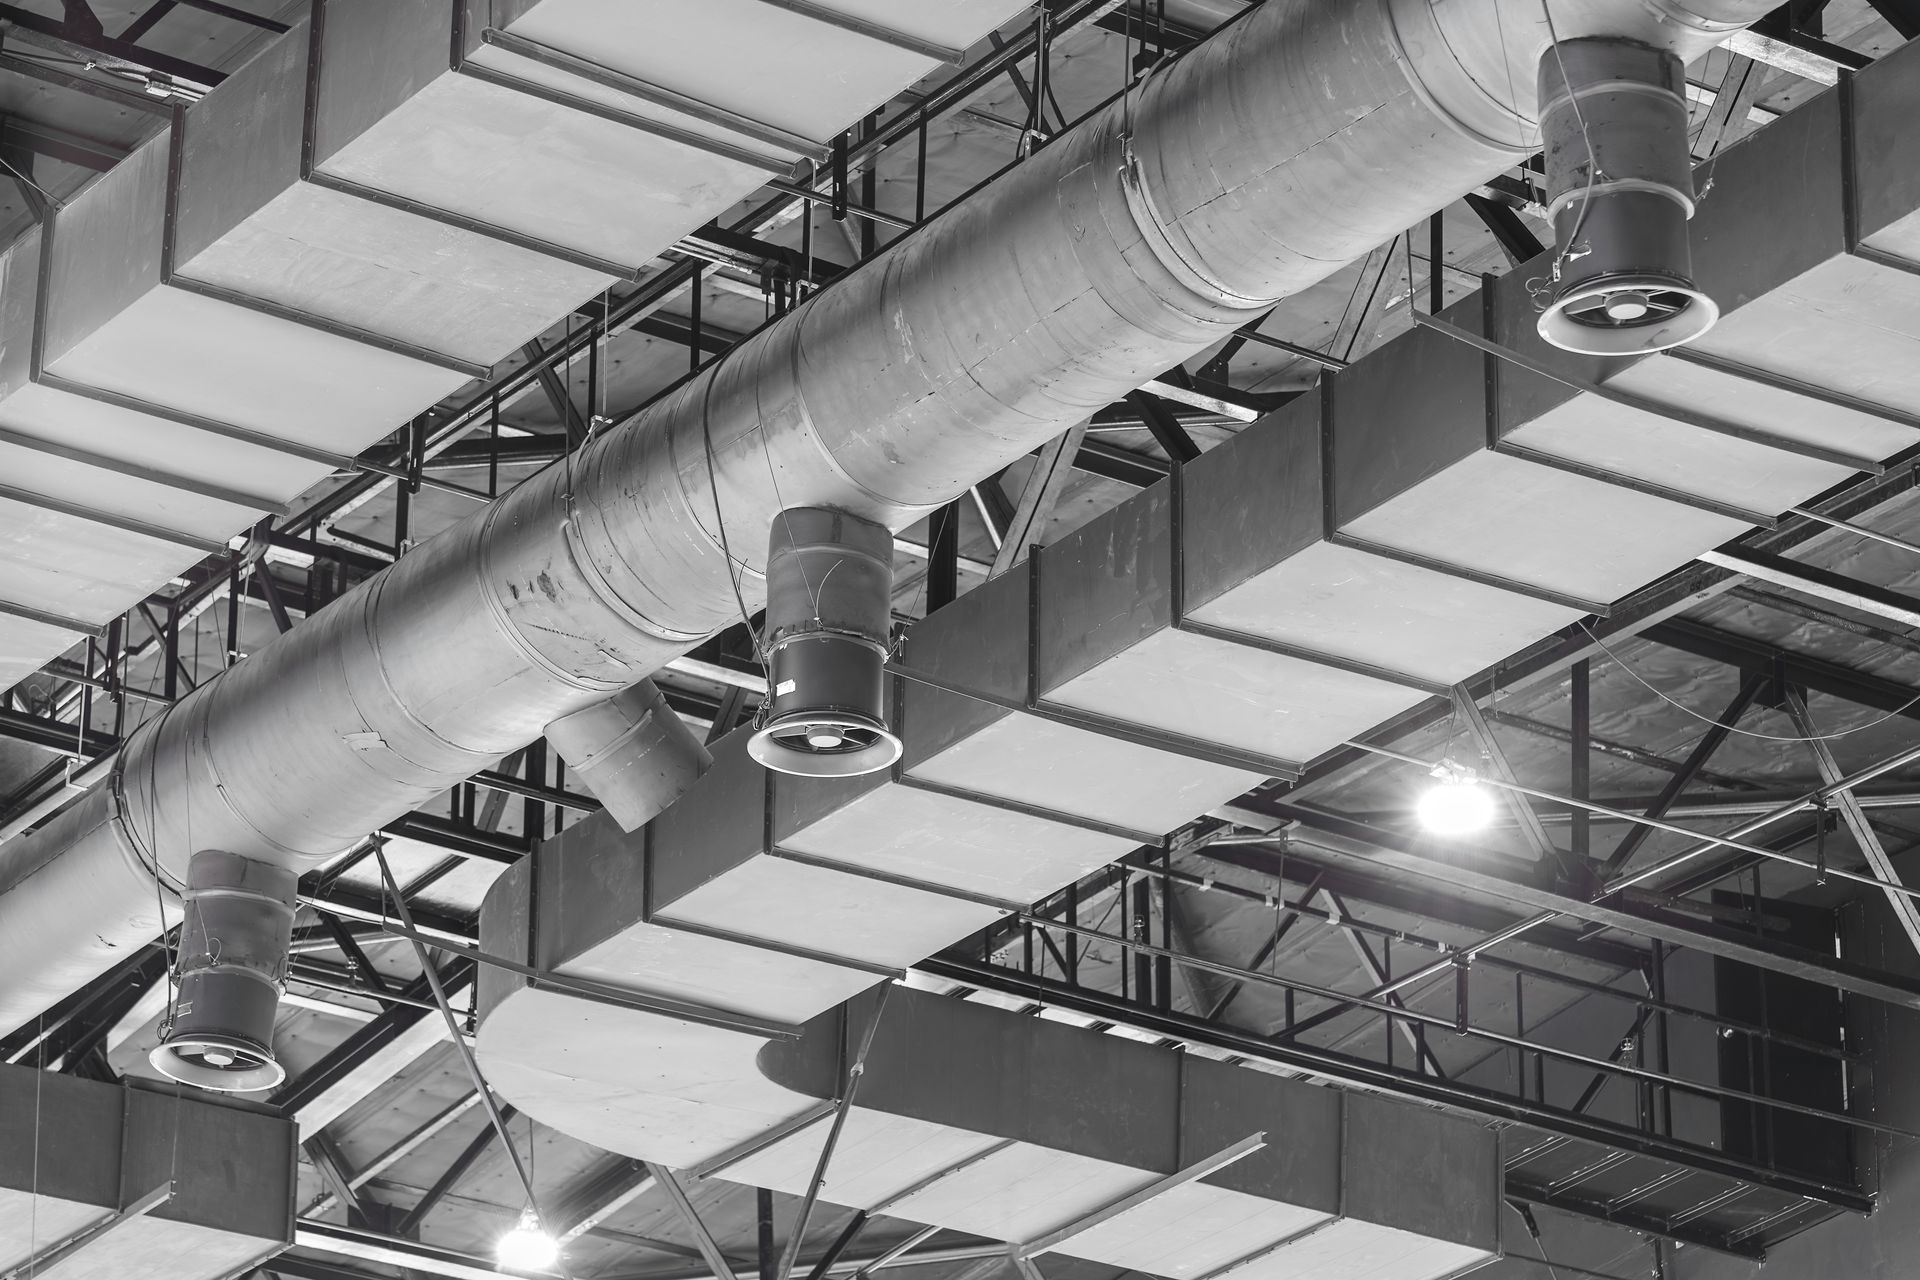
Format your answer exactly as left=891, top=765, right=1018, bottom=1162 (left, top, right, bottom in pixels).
left=560, top=508, right=715, bottom=647
left=1118, top=137, right=1272, bottom=313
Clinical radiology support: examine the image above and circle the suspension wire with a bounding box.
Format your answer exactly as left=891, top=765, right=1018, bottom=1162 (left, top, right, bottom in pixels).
left=1310, top=737, right=1920, bottom=1011
left=1346, top=740, right=1920, bottom=905
left=373, top=844, right=574, bottom=1280
left=1579, top=621, right=1920, bottom=743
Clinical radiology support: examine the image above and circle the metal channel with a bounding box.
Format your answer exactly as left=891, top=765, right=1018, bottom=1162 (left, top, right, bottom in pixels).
left=0, top=595, right=100, bottom=636
left=892, top=772, right=1167, bottom=846
left=767, top=844, right=1027, bottom=916
left=691, top=1101, right=838, bottom=1180
left=0, top=1181, right=173, bottom=1280
left=922, top=956, right=1873, bottom=1215
left=1666, top=347, right=1920, bottom=433
left=1328, top=532, right=1613, bottom=617
left=1410, top=310, right=1888, bottom=474
left=35, top=372, right=361, bottom=470
left=1494, top=442, right=1782, bottom=528
left=306, top=169, right=642, bottom=282
left=0, top=481, right=227, bottom=555
left=299, top=896, right=801, bottom=1040
left=165, top=275, right=490, bottom=378
left=480, top=27, right=825, bottom=159
left=746, top=0, right=966, bottom=64
left=0, top=423, right=286, bottom=513
left=457, top=61, right=800, bottom=175
left=891, top=660, right=1305, bottom=783
left=647, top=908, right=906, bottom=981
left=1174, top=616, right=1452, bottom=696
left=865, top=1139, right=1021, bottom=1216
left=1014, top=1132, right=1267, bottom=1258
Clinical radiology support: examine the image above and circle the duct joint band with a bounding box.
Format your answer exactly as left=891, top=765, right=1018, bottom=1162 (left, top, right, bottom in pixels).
left=1546, top=175, right=1694, bottom=219
left=1118, top=137, right=1271, bottom=312
left=560, top=510, right=713, bottom=647
left=107, top=753, right=184, bottom=900
left=347, top=572, right=518, bottom=769
left=470, top=502, right=642, bottom=692
left=1382, top=0, right=1536, bottom=155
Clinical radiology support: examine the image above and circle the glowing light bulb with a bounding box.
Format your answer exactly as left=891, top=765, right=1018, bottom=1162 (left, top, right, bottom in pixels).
left=1418, top=762, right=1495, bottom=837
left=497, top=1208, right=560, bottom=1272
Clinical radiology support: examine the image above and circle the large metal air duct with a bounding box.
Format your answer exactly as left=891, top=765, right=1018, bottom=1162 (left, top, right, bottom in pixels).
left=0, top=0, right=1781, bottom=1035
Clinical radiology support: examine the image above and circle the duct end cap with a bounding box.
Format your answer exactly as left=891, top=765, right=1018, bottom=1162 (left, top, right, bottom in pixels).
left=1538, top=274, right=1718, bottom=355
left=748, top=711, right=903, bottom=778
left=150, top=1032, right=285, bottom=1093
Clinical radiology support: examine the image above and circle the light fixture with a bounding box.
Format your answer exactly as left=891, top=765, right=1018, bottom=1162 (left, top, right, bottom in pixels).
left=497, top=1208, right=560, bottom=1273
left=1417, top=761, right=1495, bottom=837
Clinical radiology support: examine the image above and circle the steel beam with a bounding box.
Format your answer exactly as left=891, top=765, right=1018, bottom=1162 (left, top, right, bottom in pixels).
left=552, top=1159, right=654, bottom=1245
left=275, top=963, right=472, bottom=1137
left=1258, top=804, right=1920, bottom=1012
left=1452, top=688, right=1565, bottom=870
left=1646, top=618, right=1920, bottom=725
left=1602, top=675, right=1765, bottom=873
left=1463, top=192, right=1546, bottom=265
left=919, top=956, right=1871, bottom=1214
left=1700, top=547, right=1920, bottom=629
left=1787, top=689, right=1920, bottom=954
left=395, top=1106, right=514, bottom=1237
left=645, top=1164, right=742, bottom=1280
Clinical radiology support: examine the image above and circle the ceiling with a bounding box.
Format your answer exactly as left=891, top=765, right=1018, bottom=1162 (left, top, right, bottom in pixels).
left=5, top=4, right=1920, bottom=1280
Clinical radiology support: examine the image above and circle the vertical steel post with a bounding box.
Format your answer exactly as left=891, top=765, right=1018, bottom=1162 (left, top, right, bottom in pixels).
left=860, top=111, right=879, bottom=258
left=690, top=267, right=704, bottom=374
left=1428, top=211, right=1444, bottom=314
left=758, top=1187, right=776, bottom=1280
left=1571, top=659, right=1590, bottom=861
left=928, top=502, right=960, bottom=610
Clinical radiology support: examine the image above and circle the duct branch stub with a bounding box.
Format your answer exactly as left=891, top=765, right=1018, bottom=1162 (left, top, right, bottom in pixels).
left=546, top=678, right=712, bottom=831
left=1536, top=37, right=1718, bottom=355
left=747, top=507, right=902, bottom=778
left=150, top=849, right=298, bottom=1093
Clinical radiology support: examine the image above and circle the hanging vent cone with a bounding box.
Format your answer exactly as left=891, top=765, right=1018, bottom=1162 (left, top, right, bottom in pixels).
left=1536, top=37, right=1719, bottom=355
left=748, top=507, right=902, bottom=778
left=150, top=849, right=297, bottom=1092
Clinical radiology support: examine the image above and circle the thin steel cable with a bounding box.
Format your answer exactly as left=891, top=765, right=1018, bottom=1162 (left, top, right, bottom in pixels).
left=1579, top=621, right=1920, bottom=743
left=373, top=844, right=574, bottom=1280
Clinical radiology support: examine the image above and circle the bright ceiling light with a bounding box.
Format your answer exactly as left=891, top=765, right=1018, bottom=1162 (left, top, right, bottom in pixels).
left=1417, top=762, right=1495, bottom=837
left=497, top=1208, right=561, bottom=1273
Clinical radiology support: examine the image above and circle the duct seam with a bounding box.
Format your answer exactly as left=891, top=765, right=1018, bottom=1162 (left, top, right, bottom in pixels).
left=1381, top=0, right=1538, bottom=154
left=788, top=301, right=942, bottom=518
left=108, top=764, right=184, bottom=901
left=1118, top=138, right=1274, bottom=312
left=348, top=572, right=525, bottom=768
left=475, top=500, right=649, bottom=690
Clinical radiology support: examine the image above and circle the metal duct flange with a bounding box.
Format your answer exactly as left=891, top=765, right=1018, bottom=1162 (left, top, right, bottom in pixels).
left=747, top=508, right=901, bottom=778
left=546, top=679, right=713, bottom=831
left=150, top=849, right=297, bottom=1093
left=1536, top=37, right=1718, bottom=355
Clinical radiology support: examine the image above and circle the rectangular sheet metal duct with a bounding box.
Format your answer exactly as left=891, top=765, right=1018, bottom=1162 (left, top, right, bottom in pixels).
left=0, top=1063, right=294, bottom=1280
